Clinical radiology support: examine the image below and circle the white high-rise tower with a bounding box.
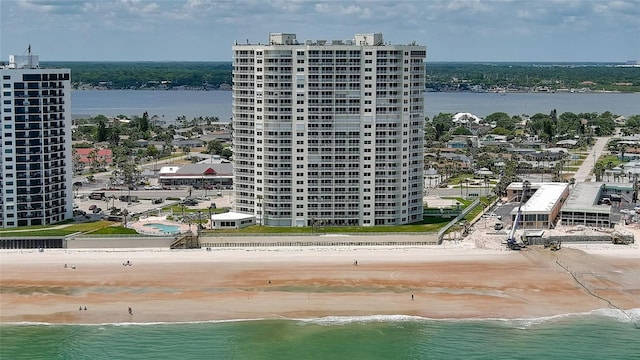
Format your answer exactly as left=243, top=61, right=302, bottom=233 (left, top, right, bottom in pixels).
left=232, top=33, right=426, bottom=227
left=0, top=51, right=73, bottom=228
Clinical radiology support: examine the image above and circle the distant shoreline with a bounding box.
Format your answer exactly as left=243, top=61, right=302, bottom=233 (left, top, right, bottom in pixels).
left=71, top=88, right=638, bottom=94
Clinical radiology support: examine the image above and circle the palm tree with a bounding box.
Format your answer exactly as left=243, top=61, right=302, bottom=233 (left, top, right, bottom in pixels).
left=483, top=175, right=490, bottom=197
left=606, top=160, right=614, bottom=181
left=620, top=144, right=627, bottom=161
left=594, top=162, right=606, bottom=182
left=122, top=209, right=129, bottom=227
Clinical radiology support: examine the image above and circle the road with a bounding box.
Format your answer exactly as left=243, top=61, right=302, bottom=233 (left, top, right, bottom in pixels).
left=573, top=136, right=610, bottom=183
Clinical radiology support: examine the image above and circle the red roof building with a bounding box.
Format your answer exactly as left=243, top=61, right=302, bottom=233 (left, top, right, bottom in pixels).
left=75, top=148, right=113, bottom=165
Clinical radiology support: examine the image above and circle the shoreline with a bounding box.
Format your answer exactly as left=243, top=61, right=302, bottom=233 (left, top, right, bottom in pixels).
left=4, top=307, right=639, bottom=327
left=2, top=244, right=639, bottom=325
left=70, top=88, right=639, bottom=94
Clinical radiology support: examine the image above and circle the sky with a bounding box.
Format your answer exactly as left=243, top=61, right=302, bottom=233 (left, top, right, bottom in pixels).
left=1, top=0, right=639, bottom=63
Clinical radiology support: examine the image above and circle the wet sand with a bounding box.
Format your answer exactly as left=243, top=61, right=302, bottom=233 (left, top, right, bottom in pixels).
left=1, top=245, right=639, bottom=324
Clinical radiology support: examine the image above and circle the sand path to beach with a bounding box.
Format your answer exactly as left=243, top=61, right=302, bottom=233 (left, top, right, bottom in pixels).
left=1, top=244, right=638, bottom=324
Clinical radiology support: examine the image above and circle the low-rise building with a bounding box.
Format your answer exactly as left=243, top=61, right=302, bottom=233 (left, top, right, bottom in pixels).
left=507, top=182, right=570, bottom=229
left=560, top=183, right=612, bottom=227
left=158, top=163, right=233, bottom=188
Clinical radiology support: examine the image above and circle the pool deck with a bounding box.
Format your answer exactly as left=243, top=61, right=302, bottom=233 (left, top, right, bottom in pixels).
left=129, top=216, right=191, bottom=236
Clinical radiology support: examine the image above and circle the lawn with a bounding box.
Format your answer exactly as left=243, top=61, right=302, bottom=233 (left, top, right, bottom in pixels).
left=203, top=198, right=494, bottom=235
left=597, top=155, right=623, bottom=168
left=206, top=221, right=448, bottom=235
left=91, top=226, right=139, bottom=235
left=0, top=220, right=116, bottom=237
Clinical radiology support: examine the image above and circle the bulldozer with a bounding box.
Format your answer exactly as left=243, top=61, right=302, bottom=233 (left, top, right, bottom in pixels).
left=544, top=239, right=561, bottom=251
left=611, top=233, right=632, bottom=245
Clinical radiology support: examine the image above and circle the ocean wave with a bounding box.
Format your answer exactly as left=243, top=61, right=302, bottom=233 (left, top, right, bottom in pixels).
left=1, top=318, right=267, bottom=327
left=297, top=315, right=426, bottom=326
left=291, top=308, right=640, bottom=327
left=4, top=308, right=638, bottom=327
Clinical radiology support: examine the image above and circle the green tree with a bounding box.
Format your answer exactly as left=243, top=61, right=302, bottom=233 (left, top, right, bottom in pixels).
left=96, top=119, right=109, bottom=142
left=220, top=148, right=233, bottom=159
left=431, top=113, right=454, bottom=140
left=140, top=111, right=150, bottom=133
left=206, top=140, right=224, bottom=155
left=452, top=126, right=472, bottom=135
left=485, top=112, right=516, bottom=130
left=146, top=144, right=160, bottom=158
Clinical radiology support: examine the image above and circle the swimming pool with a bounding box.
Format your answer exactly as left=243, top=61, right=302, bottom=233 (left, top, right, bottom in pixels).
left=142, top=223, right=180, bottom=234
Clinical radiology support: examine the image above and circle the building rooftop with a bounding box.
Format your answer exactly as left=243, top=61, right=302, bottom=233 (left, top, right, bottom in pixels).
left=1, top=50, right=40, bottom=69
left=520, top=183, right=569, bottom=213
left=235, top=32, right=422, bottom=47
left=562, top=182, right=609, bottom=213
left=159, top=163, right=233, bottom=177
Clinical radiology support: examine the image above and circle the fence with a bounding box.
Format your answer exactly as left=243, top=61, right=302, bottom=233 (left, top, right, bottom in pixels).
left=200, top=240, right=438, bottom=248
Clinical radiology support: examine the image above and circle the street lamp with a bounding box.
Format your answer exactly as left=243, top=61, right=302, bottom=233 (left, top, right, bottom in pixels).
left=465, top=178, right=469, bottom=199
left=197, top=211, right=202, bottom=236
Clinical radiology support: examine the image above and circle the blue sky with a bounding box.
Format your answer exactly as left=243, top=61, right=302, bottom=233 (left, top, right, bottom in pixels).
left=1, top=0, right=639, bottom=62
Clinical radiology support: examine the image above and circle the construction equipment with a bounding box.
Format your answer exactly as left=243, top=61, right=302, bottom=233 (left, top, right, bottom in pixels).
left=612, top=233, right=632, bottom=245
left=544, top=239, right=561, bottom=251
left=506, top=182, right=530, bottom=250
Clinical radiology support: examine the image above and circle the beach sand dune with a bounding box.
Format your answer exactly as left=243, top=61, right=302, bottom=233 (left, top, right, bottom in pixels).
left=1, top=245, right=639, bottom=324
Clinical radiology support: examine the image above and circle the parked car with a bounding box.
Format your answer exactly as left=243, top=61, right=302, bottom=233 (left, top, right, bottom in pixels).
left=89, top=204, right=97, bottom=211
left=182, top=199, right=199, bottom=206
left=93, top=207, right=102, bottom=214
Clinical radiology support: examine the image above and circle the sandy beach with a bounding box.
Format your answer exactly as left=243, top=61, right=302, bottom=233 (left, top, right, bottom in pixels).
left=1, top=238, right=639, bottom=325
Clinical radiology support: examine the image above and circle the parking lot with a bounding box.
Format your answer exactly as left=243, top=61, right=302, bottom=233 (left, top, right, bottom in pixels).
left=73, top=188, right=233, bottom=223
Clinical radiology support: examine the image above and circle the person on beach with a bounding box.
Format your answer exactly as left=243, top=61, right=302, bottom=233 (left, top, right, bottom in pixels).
left=411, top=294, right=414, bottom=301
left=128, top=307, right=133, bottom=315
left=79, top=306, right=82, bottom=311
left=84, top=306, right=87, bottom=311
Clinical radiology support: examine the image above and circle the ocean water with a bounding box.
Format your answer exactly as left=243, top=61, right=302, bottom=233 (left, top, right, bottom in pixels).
left=2, top=311, right=639, bottom=360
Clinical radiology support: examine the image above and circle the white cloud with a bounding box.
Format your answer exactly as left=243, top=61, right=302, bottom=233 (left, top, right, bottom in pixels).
left=2, top=0, right=638, bottom=62
left=314, top=2, right=372, bottom=18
